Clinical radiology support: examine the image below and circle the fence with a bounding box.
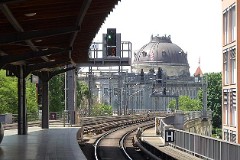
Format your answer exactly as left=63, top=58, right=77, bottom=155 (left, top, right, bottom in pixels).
left=171, top=129, right=240, bottom=160
left=159, top=111, right=239, bottom=160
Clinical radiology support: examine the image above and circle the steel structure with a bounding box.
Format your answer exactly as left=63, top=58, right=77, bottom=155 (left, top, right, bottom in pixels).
left=79, top=67, right=204, bottom=115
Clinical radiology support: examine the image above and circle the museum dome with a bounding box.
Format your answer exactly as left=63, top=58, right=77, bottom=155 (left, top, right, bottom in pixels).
left=133, top=35, right=188, bottom=65
left=132, top=35, right=190, bottom=77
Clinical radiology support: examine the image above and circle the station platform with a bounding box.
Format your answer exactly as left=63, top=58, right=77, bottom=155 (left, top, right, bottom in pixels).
left=0, top=126, right=87, bottom=160
left=141, top=128, right=202, bottom=160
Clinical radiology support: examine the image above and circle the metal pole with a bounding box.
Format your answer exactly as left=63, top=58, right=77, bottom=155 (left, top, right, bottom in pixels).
left=88, top=66, right=93, bottom=116
left=66, top=68, right=75, bottom=124
left=17, top=65, right=27, bottom=135
left=65, top=70, right=67, bottom=112
left=118, top=73, right=121, bottom=115
left=42, top=79, right=49, bottom=128
left=176, top=97, right=179, bottom=110
left=202, top=76, right=208, bottom=119
left=109, top=77, right=112, bottom=110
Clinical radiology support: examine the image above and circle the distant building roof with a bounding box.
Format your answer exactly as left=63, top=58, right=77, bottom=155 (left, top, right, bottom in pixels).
left=133, top=35, right=189, bottom=65
left=194, top=66, right=203, bottom=77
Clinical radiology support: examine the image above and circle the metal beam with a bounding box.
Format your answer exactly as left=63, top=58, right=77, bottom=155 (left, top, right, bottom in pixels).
left=0, top=26, right=80, bottom=44
left=0, top=47, right=72, bottom=65
left=70, top=0, right=92, bottom=46
left=51, top=66, right=76, bottom=78
left=69, top=0, right=92, bottom=64
left=32, top=66, right=75, bottom=84
left=78, top=58, right=131, bottom=67
left=27, top=60, right=68, bottom=73
left=0, top=4, right=50, bottom=62
left=150, top=93, right=179, bottom=98
left=0, top=0, right=24, bottom=4
left=0, top=4, right=23, bottom=32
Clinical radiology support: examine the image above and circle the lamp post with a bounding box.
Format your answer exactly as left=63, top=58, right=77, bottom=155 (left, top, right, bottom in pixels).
left=109, top=77, right=112, bottom=108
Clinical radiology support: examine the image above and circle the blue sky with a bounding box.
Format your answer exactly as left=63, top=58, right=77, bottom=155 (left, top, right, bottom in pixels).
left=94, top=0, right=222, bottom=75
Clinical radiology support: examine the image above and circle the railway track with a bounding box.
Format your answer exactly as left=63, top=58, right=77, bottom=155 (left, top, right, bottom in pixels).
left=2, top=114, right=154, bottom=132
left=94, top=121, right=154, bottom=160
left=2, top=114, right=166, bottom=159
left=2, top=120, right=62, bottom=130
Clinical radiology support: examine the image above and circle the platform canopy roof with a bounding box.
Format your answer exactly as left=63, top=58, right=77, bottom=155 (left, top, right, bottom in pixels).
left=0, top=0, right=120, bottom=73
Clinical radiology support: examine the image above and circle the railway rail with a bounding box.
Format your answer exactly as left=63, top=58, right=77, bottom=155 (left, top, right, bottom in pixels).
left=94, top=121, right=155, bottom=160
left=2, top=114, right=172, bottom=159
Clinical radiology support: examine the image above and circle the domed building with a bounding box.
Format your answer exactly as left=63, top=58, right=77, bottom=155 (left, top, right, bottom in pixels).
left=132, top=35, right=190, bottom=77
left=79, top=34, right=204, bottom=115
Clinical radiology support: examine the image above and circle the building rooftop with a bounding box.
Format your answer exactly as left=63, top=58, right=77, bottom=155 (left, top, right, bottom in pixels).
left=133, top=35, right=189, bottom=65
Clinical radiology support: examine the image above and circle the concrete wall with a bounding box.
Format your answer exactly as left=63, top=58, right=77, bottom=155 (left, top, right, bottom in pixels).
left=184, top=118, right=212, bottom=136
left=156, top=113, right=212, bottom=137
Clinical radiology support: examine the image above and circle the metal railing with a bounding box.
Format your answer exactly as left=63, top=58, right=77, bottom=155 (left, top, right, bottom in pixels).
left=158, top=111, right=240, bottom=160
left=170, top=129, right=240, bottom=160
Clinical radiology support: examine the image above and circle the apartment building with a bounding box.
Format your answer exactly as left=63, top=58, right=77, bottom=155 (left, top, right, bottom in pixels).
left=222, top=0, right=237, bottom=143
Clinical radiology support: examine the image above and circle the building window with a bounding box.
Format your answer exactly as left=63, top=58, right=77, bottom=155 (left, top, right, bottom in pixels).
left=223, top=50, right=229, bottom=84
left=223, top=11, right=228, bottom=45
left=223, top=90, right=229, bottom=125
left=230, top=6, right=236, bottom=41
left=230, top=130, right=236, bottom=143
left=230, top=89, right=236, bottom=127
left=114, top=88, right=118, bottom=95
left=223, top=4, right=236, bottom=45
left=224, top=129, right=229, bottom=141
left=230, top=48, right=236, bottom=84
left=142, top=51, right=147, bottom=57
left=104, top=88, right=108, bottom=95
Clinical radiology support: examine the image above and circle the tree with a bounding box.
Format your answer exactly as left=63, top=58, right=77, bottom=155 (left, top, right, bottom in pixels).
left=0, top=70, right=38, bottom=117
left=168, top=95, right=201, bottom=111
left=199, top=72, right=222, bottom=128
left=49, top=73, right=65, bottom=112
left=76, top=81, right=90, bottom=116
left=0, top=70, right=18, bottom=113
left=26, top=75, right=38, bottom=114
left=92, top=103, right=112, bottom=116
left=76, top=80, right=113, bottom=116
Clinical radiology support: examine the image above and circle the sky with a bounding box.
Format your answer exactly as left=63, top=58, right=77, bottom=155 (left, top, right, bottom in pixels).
left=93, top=0, right=222, bottom=75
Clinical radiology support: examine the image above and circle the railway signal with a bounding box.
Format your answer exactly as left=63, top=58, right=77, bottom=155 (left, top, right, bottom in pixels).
left=106, top=28, right=117, bottom=56
left=106, top=28, right=116, bottom=46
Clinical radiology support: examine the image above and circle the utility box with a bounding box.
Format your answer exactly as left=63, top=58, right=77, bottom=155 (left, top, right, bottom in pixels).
left=0, top=113, right=12, bottom=124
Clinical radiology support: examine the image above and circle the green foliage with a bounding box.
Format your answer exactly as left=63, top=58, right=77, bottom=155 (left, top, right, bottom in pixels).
left=0, top=70, right=38, bottom=116
left=199, top=73, right=222, bottom=128
left=76, top=81, right=89, bottom=110
left=92, top=103, right=112, bottom=116
left=168, top=95, right=201, bottom=111
left=169, top=72, right=222, bottom=129
left=212, top=127, right=222, bottom=139
left=75, top=81, right=112, bottom=116
left=49, top=74, right=65, bottom=112
left=26, top=75, right=38, bottom=114
left=0, top=70, right=18, bottom=113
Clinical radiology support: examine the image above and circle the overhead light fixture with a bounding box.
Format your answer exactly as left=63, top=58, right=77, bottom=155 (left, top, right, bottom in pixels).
left=24, top=13, right=37, bottom=17
left=41, top=48, right=48, bottom=51
left=35, top=40, right=42, bottom=43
